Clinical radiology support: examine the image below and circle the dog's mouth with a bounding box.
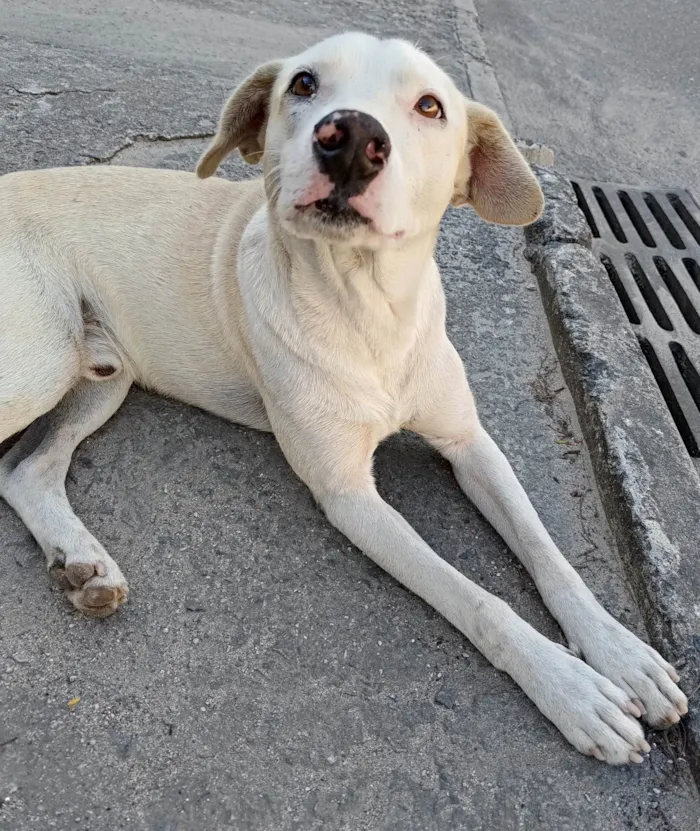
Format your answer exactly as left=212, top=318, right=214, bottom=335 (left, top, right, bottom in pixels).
left=295, top=194, right=370, bottom=228
left=291, top=185, right=405, bottom=241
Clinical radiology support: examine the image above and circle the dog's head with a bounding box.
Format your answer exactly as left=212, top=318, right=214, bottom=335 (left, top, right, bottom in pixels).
left=197, top=33, right=543, bottom=248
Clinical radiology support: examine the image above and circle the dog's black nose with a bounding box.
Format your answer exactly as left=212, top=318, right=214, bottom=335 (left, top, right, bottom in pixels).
left=313, top=110, right=391, bottom=191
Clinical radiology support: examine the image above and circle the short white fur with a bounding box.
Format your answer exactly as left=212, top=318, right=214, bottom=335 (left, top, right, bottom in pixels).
left=0, top=33, right=687, bottom=764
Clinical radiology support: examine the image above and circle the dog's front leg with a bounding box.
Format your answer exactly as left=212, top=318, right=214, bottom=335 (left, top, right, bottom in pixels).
left=323, top=485, right=656, bottom=763
left=421, top=411, right=688, bottom=731
left=267, top=407, right=649, bottom=764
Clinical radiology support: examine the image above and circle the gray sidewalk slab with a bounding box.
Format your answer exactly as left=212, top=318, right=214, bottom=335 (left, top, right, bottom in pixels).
left=1, top=3, right=699, bottom=829
left=473, top=0, right=700, bottom=196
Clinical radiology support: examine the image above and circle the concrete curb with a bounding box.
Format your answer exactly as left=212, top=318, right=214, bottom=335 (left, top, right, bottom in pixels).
left=525, top=167, right=700, bottom=780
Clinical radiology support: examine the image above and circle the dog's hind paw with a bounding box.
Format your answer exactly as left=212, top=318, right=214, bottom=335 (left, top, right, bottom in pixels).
left=49, top=547, right=128, bottom=618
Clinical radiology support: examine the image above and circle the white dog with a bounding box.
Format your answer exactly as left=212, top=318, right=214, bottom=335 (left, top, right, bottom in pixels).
left=0, top=32, right=687, bottom=763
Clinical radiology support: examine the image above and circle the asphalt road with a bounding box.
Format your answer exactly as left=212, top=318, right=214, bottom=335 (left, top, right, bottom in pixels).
left=476, top=0, right=700, bottom=196
left=1, top=2, right=699, bottom=829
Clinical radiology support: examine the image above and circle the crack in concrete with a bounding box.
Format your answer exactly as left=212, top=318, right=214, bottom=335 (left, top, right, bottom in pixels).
left=7, top=85, right=116, bottom=97
left=82, top=131, right=215, bottom=165
left=461, top=50, right=491, bottom=67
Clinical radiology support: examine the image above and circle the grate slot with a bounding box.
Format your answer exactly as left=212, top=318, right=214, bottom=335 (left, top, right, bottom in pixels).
left=683, top=258, right=700, bottom=293
left=667, top=193, right=700, bottom=246
left=600, top=254, right=640, bottom=324
left=670, top=342, right=700, bottom=414
left=653, top=257, right=700, bottom=333
left=638, top=338, right=700, bottom=457
left=593, top=187, right=627, bottom=242
left=571, top=181, right=600, bottom=237
left=643, top=193, right=685, bottom=249
left=624, top=253, right=673, bottom=331
left=618, top=190, right=656, bottom=247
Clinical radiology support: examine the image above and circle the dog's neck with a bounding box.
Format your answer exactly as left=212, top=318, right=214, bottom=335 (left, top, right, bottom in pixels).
left=270, top=218, right=439, bottom=362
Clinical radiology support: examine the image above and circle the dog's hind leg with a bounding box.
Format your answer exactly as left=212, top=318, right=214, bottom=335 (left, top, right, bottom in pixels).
left=0, top=248, right=89, bottom=443
left=0, top=316, right=82, bottom=446
left=0, top=374, right=132, bottom=617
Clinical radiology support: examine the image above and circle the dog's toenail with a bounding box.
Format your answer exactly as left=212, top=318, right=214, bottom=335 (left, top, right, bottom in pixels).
left=661, top=712, right=680, bottom=729
left=631, top=698, right=646, bottom=716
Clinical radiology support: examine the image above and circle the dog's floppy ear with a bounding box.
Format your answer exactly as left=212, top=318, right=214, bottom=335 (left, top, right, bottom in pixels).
left=452, top=100, right=543, bottom=226
left=197, top=61, right=282, bottom=178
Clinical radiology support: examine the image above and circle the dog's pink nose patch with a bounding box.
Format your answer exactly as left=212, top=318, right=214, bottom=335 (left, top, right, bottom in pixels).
left=365, top=139, right=385, bottom=163
left=316, top=121, right=344, bottom=148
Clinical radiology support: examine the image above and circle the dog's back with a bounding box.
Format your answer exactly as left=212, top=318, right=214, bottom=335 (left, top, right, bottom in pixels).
left=0, top=166, right=265, bottom=434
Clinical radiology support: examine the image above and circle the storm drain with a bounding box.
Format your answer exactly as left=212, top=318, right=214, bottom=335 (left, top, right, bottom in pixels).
left=571, top=180, right=700, bottom=462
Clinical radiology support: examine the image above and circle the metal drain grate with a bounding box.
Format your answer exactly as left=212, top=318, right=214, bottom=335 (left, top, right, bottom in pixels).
left=572, top=181, right=700, bottom=464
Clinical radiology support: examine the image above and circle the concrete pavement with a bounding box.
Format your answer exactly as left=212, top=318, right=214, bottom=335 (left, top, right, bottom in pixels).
left=475, top=0, right=700, bottom=196
left=1, top=2, right=699, bottom=829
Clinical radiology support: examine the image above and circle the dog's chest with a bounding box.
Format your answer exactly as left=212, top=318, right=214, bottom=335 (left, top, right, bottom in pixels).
left=303, top=296, right=429, bottom=437
left=333, top=337, right=421, bottom=438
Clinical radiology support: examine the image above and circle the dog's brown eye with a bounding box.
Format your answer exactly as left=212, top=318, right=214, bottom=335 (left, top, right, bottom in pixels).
left=415, top=95, right=443, bottom=119
left=290, top=72, right=317, bottom=97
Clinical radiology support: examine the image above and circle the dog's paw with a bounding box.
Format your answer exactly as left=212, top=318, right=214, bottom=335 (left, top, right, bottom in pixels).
left=568, top=612, right=688, bottom=729
left=518, top=636, right=650, bottom=764
left=49, top=547, right=128, bottom=618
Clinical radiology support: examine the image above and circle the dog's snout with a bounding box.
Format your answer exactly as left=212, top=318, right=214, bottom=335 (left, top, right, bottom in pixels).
left=313, top=110, right=391, bottom=190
